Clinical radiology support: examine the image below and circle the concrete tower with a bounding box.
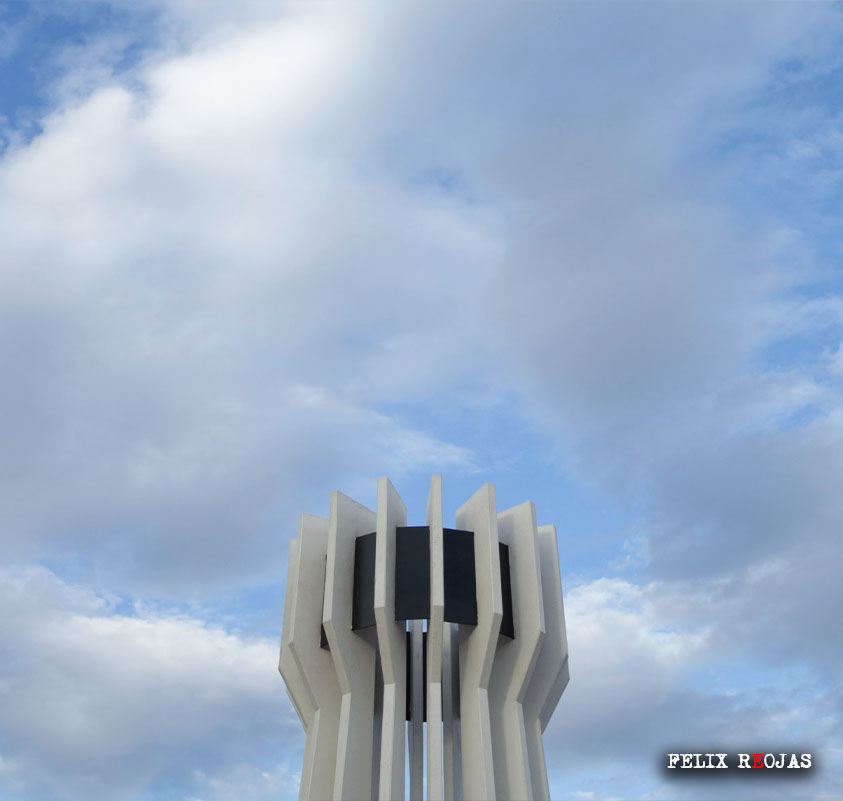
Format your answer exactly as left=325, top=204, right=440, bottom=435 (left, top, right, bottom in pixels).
left=279, top=476, right=569, bottom=800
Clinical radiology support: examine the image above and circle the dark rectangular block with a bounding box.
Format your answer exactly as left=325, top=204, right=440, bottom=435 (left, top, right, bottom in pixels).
left=352, top=531, right=377, bottom=630
left=395, top=526, right=430, bottom=621
left=499, top=542, right=514, bottom=639
left=405, top=629, right=427, bottom=721
left=443, top=528, right=477, bottom=625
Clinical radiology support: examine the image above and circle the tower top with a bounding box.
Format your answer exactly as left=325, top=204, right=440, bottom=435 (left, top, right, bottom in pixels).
left=280, top=477, right=569, bottom=800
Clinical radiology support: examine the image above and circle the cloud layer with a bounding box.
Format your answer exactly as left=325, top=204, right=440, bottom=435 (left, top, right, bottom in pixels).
left=1, top=2, right=842, bottom=799
left=0, top=566, right=300, bottom=801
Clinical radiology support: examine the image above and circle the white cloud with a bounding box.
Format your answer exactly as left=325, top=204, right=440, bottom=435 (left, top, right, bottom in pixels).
left=0, top=565, right=300, bottom=801
left=2, top=3, right=843, bottom=799
left=2, top=0, right=836, bottom=605
left=188, top=761, right=301, bottom=801
left=548, top=578, right=709, bottom=759
left=0, top=12, right=496, bottom=595
left=545, top=576, right=841, bottom=800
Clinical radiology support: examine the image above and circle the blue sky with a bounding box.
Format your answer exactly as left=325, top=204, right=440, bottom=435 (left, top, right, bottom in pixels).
left=1, top=2, right=842, bottom=800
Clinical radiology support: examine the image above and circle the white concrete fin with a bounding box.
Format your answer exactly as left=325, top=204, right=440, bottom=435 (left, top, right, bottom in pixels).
left=426, top=475, right=445, bottom=801
left=374, top=477, right=408, bottom=801
left=489, top=501, right=546, bottom=801
left=287, top=514, right=342, bottom=801
left=455, top=483, right=502, bottom=801
left=280, top=536, right=314, bottom=726
left=324, top=491, right=378, bottom=801
left=522, top=524, right=568, bottom=801
left=286, top=686, right=306, bottom=728
left=540, top=654, right=570, bottom=733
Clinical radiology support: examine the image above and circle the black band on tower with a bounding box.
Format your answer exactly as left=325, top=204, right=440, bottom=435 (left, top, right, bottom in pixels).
left=395, top=526, right=431, bottom=621
left=499, top=542, right=514, bottom=639
left=350, top=525, right=512, bottom=636
left=351, top=531, right=377, bottom=630
left=443, top=528, right=477, bottom=625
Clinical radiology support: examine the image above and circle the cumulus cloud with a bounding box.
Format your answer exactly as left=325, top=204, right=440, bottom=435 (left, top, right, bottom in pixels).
left=0, top=565, right=300, bottom=801
left=3, top=565, right=834, bottom=801
left=0, top=10, right=492, bottom=595
left=1, top=2, right=842, bottom=799
left=187, top=762, right=301, bottom=801
left=545, top=577, right=840, bottom=800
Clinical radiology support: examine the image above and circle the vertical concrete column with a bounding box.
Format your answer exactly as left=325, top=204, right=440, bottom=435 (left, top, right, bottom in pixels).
left=279, top=537, right=312, bottom=729
left=455, top=484, right=502, bottom=801
left=489, top=502, right=546, bottom=800
left=426, top=476, right=445, bottom=801
left=442, top=621, right=462, bottom=801
left=283, top=515, right=342, bottom=801
left=408, top=619, right=424, bottom=800
left=324, top=492, right=378, bottom=801
left=374, top=477, right=408, bottom=800
left=522, top=524, right=569, bottom=801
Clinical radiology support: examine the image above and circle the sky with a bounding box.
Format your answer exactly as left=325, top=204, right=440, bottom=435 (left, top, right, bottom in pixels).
left=0, top=2, right=842, bottom=800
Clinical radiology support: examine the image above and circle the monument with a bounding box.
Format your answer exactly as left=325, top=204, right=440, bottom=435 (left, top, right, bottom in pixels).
left=279, top=476, right=568, bottom=800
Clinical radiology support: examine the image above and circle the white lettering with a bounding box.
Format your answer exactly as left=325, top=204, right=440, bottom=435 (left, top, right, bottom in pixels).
left=666, top=750, right=810, bottom=770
